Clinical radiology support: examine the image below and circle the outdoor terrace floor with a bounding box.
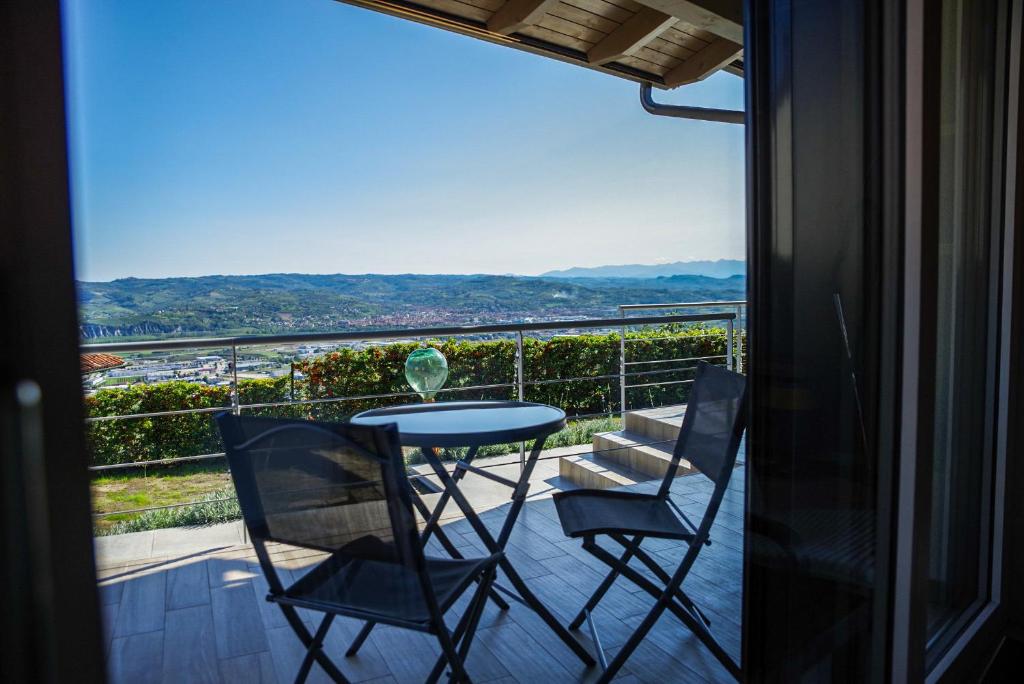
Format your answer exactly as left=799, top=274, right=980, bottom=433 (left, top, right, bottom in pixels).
left=96, top=467, right=745, bottom=684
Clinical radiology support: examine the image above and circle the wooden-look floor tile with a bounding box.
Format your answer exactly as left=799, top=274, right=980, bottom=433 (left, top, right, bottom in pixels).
left=314, top=615, right=393, bottom=682
left=211, top=581, right=269, bottom=659
left=266, top=624, right=333, bottom=684
left=114, top=571, right=166, bottom=637
left=162, top=605, right=219, bottom=683
left=605, top=638, right=713, bottom=684
left=99, top=580, right=124, bottom=605
left=475, top=620, right=577, bottom=683
left=208, top=557, right=256, bottom=588
left=166, top=560, right=210, bottom=610
left=108, top=631, right=164, bottom=684
left=624, top=612, right=734, bottom=684
left=248, top=563, right=289, bottom=630
left=218, top=651, right=276, bottom=683
left=102, top=602, right=119, bottom=657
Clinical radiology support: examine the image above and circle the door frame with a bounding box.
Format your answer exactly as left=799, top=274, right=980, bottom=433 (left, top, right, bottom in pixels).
left=1, top=1, right=106, bottom=681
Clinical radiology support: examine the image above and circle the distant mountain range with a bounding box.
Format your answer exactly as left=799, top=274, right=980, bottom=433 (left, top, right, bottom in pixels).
left=541, top=259, right=745, bottom=279
left=77, top=271, right=746, bottom=340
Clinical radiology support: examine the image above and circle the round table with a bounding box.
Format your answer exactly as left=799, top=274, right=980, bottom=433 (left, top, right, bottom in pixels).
left=350, top=399, right=593, bottom=667
left=350, top=399, right=566, bottom=448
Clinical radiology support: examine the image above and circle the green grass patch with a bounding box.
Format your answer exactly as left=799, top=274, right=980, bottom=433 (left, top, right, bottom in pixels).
left=92, top=415, right=620, bottom=535
left=96, top=487, right=240, bottom=536
left=91, top=460, right=232, bottom=533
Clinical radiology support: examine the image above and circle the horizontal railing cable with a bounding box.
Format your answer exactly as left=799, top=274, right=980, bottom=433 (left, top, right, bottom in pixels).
left=624, top=354, right=729, bottom=366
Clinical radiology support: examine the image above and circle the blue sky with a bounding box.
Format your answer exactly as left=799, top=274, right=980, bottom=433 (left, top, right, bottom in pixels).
left=62, top=0, right=745, bottom=283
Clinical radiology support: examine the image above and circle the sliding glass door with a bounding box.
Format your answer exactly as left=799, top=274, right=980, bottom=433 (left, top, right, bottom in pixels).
left=746, top=0, right=1021, bottom=679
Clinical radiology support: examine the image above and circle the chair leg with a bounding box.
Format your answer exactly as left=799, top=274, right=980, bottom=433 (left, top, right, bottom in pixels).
left=295, top=614, right=336, bottom=684
left=610, top=533, right=673, bottom=584
left=345, top=621, right=374, bottom=657
left=461, top=569, right=496, bottom=649
left=584, top=540, right=740, bottom=680
left=413, top=483, right=510, bottom=612
left=614, top=541, right=711, bottom=627
left=569, top=535, right=644, bottom=630
left=425, top=527, right=510, bottom=613
left=278, top=605, right=350, bottom=683
left=435, top=626, right=473, bottom=684
left=425, top=569, right=496, bottom=684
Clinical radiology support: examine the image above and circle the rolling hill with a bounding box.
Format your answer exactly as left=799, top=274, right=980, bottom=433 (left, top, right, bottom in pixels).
left=541, top=259, right=746, bottom=279
left=77, top=272, right=746, bottom=340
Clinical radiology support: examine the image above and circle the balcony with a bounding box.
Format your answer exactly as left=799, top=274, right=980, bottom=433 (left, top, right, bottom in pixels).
left=87, top=303, right=746, bottom=683
left=97, top=472, right=744, bottom=683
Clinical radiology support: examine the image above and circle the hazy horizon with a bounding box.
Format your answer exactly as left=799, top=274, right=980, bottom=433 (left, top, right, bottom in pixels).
left=63, top=0, right=745, bottom=283
left=75, top=260, right=745, bottom=284
left=75, top=257, right=747, bottom=284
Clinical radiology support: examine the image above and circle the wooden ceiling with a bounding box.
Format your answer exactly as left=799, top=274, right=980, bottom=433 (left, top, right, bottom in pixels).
left=335, top=0, right=743, bottom=88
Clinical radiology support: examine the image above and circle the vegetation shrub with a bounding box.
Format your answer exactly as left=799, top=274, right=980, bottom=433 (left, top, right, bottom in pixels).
left=84, top=377, right=291, bottom=466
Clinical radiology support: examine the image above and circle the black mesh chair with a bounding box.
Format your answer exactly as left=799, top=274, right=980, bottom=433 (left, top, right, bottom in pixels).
left=552, top=361, right=747, bottom=682
left=216, top=413, right=502, bottom=684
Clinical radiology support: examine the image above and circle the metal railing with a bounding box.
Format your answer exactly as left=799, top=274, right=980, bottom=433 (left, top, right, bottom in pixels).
left=618, top=301, right=747, bottom=420
left=85, top=310, right=741, bottom=519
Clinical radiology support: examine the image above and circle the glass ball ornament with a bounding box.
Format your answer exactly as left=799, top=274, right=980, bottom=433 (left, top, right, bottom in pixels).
left=405, top=347, right=448, bottom=401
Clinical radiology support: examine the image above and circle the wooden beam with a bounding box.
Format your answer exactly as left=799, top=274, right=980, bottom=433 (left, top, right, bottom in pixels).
left=632, top=0, right=743, bottom=44
left=587, top=8, right=677, bottom=66
left=663, top=37, right=742, bottom=87
left=487, top=0, right=559, bottom=35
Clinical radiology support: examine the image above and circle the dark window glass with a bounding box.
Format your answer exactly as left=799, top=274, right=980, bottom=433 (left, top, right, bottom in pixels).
left=927, top=0, right=1007, bottom=662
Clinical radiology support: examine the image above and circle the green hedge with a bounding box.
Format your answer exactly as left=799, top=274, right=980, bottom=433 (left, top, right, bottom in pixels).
left=84, top=325, right=732, bottom=467
left=85, top=378, right=291, bottom=466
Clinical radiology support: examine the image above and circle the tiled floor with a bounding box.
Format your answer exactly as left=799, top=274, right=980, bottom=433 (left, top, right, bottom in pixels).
left=96, top=467, right=745, bottom=683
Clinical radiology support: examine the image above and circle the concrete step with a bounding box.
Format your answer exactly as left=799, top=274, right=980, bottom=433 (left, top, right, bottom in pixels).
left=592, top=430, right=693, bottom=480
left=558, top=453, right=653, bottom=490
left=624, top=405, right=685, bottom=443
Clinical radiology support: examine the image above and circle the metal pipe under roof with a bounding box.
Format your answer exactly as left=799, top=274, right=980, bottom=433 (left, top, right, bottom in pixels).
left=639, top=83, right=745, bottom=124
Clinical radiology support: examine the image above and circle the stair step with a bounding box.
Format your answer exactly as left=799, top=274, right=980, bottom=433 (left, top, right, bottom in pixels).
left=624, top=405, right=685, bottom=443
left=592, top=430, right=693, bottom=480
left=558, top=453, right=652, bottom=490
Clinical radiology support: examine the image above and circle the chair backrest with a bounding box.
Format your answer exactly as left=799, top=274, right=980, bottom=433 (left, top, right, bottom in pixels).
left=659, top=361, right=747, bottom=499
left=215, top=413, right=422, bottom=571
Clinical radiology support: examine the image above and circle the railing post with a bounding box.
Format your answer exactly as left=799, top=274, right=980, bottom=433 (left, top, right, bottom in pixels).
left=230, top=344, right=240, bottom=415
left=619, top=306, right=627, bottom=422
left=736, top=305, right=744, bottom=373
left=516, top=331, right=525, bottom=473
left=229, top=343, right=247, bottom=544
left=726, top=319, right=734, bottom=371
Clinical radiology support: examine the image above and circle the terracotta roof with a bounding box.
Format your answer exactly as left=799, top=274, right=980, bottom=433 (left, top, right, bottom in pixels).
left=81, top=352, right=125, bottom=375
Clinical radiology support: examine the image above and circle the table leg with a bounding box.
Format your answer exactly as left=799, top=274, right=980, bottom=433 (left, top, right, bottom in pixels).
left=422, top=440, right=596, bottom=667
left=420, top=446, right=478, bottom=546
left=413, top=448, right=510, bottom=611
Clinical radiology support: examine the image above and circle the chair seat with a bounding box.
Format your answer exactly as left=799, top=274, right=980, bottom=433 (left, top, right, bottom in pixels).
left=278, top=536, right=500, bottom=625
left=553, top=489, right=695, bottom=540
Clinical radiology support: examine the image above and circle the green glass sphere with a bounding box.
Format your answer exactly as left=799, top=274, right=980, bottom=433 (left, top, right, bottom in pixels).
left=405, top=348, right=448, bottom=401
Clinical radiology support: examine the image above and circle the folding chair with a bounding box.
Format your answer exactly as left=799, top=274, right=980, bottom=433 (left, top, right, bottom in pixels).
left=216, top=413, right=502, bottom=684
left=552, top=361, right=747, bottom=682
